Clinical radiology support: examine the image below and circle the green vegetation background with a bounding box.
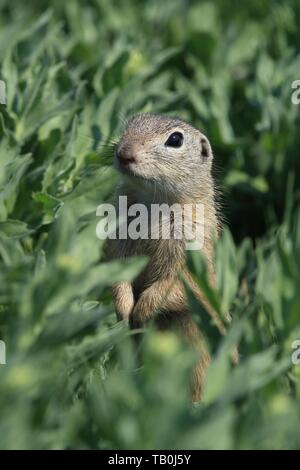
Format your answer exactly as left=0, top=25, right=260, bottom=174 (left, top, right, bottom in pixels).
left=0, top=0, right=300, bottom=449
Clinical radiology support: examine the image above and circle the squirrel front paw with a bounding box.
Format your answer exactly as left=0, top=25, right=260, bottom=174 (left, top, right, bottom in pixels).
left=129, top=299, right=151, bottom=329
left=129, top=315, right=143, bottom=330
left=129, top=308, right=145, bottom=329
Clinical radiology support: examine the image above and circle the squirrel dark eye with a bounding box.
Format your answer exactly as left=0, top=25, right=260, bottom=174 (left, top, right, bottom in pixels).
left=165, top=132, right=183, bottom=148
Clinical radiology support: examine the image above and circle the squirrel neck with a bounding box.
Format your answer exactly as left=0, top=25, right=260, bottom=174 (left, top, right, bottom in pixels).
left=117, top=176, right=219, bottom=273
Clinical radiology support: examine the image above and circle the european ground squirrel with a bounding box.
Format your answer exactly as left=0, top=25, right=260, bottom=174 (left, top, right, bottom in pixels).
left=108, top=113, right=230, bottom=402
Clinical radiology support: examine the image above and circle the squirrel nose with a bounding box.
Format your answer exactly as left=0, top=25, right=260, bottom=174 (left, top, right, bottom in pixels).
left=117, top=145, right=137, bottom=164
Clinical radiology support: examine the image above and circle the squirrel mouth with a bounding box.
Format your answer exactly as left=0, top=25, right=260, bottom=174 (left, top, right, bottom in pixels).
left=116, top=159, right=142, bottom=179
left=115, top=156, right=152, bottom=183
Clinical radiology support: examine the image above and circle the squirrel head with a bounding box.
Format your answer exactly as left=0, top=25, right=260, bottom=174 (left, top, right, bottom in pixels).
left=115, top=113, right=214, bottom=200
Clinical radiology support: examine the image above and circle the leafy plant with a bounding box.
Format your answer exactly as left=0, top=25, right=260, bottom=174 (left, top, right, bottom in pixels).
left=0, top=0, right=299, bottom=450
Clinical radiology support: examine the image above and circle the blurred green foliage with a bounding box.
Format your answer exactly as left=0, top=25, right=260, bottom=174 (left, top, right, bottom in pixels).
left=0, top=0, right=300, bottom=450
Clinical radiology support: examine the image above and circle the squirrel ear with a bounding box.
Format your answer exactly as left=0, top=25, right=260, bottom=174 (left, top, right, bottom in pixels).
left=200, top=137, right=213, bottom=163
